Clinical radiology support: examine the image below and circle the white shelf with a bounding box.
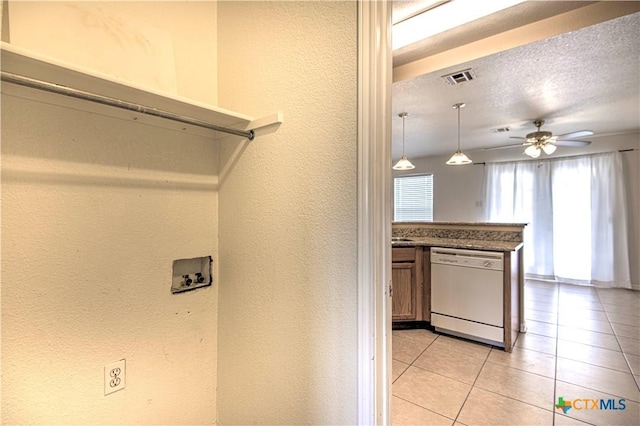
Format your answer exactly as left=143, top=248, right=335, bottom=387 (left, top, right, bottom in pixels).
left=0, top=42, right=282, bottom=139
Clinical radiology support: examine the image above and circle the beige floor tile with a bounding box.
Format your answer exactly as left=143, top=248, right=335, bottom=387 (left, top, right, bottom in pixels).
left=559, top=284, right=597, bottom=294
left=611, top=322, right=640, bottom=340
left=619, top=336, right=640, bottom=355
left=526, top=289, right=558, bottom=304
left=392, top=366, right=471, bottom=420
left=608, top=312, right=640, bottom=327
left=556, top=358, right=640, bottom=401
left=602, top=302, right=640, bottom=317
left=393, top=328, right=439, bottom=346
left=557, top=298, right=604, bottom=312
left=456, top=387, right=553, bottom=425
left=553, top=413, right=593, bottom=425
left=393, top=335, right=428, bottom=364
left=515, top=332, right=557, bottom=355
left=393, top=360, right=410, bottom=383
left=558, top=316, right=614, bottom=334
left=526, top=280, right=558, bottom=291
left=429, top=335, right=492, bottom=360
left=559, top=308, right=609, bottom=322
left=559, top=292, right=600, bottom=304
left=557, top=325, right=621, bottom=351
left=625, top=353, right=640, bottom=376
left=597, top=294, right=640, bottom=309
left=527, top=300, right=558, bottom=314
left=486, top=346, right=556, bottom=379
left=413, top=344, right=486, bottom=384
left=526, top=284, right=558, bottom=295
left=555, top=381, right=640, bottom=426
left=392, top=282, right=640, bottom=423
left=526, top=320, right=558, bottom=338
left=391, top=396, right=454, bottom=426
left=474, top=362, right=555, bottom=410
left=557, top=340, right=630, bottom=372
left=526, top=308, right=558, bottom=324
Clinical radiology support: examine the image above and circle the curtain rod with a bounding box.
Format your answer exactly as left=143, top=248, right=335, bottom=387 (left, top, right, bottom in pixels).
left=0, top=71, right=255, bottom=140
left=472, top=148, right=636, bottom=165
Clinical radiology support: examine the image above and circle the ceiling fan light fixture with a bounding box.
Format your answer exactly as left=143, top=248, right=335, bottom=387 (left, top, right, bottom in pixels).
left=524, top=144, right=541, bottom=158
left=446, top=103, right=472, bottom=166
left=393, top=112, right=415, bottom=170
left=526, top=131, right=553, bottom=143
left=542, top=143, right=557, bottom=155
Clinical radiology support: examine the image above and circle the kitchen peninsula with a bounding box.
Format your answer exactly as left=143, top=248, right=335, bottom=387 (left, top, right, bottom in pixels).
left=392, top=222, right=526, bottom=352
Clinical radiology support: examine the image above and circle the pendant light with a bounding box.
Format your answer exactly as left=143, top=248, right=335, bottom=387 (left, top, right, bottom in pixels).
left=446, top=103, right=472, bottom=165
left=393, top=112, right=415, bottom=170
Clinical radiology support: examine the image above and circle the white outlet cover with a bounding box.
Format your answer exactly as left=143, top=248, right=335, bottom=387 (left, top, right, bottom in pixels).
left=104, top=359, right=126, bottom=395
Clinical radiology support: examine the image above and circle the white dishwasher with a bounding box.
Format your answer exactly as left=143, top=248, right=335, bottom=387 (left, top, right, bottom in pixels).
left=431, top=247, right=505, bottom=346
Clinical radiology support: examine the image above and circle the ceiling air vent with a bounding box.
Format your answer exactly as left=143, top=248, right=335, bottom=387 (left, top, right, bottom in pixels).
left=491, top=127, right=510, bottom=133
left=441, top=69, right=476, bottom=85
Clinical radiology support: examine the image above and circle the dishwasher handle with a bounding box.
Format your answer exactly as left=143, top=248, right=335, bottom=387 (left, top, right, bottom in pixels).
left=431, top=247, right=504, bottom=270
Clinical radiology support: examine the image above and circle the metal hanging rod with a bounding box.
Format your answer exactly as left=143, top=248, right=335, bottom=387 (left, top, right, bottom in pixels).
left=0, top=71, right=255, bottom=140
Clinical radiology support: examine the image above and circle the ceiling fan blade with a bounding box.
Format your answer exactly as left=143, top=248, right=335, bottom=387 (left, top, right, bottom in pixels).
left=484, top=143, right=526, bottom=151
left=555, top=130, right=594, bottom=139
left=509, top=136, right=525, bottom=140
left=554, top=139, right=592, bottom=147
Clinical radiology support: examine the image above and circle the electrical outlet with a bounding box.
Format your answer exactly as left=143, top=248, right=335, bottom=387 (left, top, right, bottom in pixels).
left=105, top=359, right=126, bottom=395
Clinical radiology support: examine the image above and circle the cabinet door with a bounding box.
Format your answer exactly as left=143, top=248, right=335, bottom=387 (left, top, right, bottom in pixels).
left=392, top=262, right=416, bottom=321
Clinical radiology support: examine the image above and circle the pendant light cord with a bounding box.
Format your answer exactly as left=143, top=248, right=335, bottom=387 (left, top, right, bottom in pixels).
left=402, top=114, right=406, bottom=154
left=457, top=106, right=461, bottom=151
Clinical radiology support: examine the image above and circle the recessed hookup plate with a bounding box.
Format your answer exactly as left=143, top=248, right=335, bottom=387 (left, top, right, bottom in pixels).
left=171, top=256, right=213, bottom=294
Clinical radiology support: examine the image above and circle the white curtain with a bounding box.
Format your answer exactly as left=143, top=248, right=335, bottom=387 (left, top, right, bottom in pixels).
left=484, top=152, right=631, bottom=288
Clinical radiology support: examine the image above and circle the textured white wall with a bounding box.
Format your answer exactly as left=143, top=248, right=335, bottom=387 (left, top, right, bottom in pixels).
left=216, top=1, right=359, bottom=424
left=4, top=0, right=218, bottom=104
left=1, top=1, right=220, bottom=424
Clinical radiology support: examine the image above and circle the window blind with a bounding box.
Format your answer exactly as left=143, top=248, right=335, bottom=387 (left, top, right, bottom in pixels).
left=394, top=174, right=433, bottom=221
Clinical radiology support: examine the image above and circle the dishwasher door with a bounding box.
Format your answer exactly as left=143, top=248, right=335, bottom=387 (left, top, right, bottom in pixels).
left=431, top=248, right=504, bottom=328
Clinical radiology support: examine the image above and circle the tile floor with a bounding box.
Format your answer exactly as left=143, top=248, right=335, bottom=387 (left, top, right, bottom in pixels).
left=392, top=280, right=640, bottom=425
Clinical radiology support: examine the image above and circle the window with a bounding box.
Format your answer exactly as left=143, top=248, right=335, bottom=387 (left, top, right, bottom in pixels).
left=394, top=174, right=433, bottom=221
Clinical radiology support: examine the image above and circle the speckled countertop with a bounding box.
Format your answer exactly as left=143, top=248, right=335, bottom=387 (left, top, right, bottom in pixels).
left=391, top=237, right=523, bottom=252
left=393, top=221, right=528, bottom=227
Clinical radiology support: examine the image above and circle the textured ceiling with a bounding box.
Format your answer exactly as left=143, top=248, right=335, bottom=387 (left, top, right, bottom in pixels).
left=392, top=1, right=596, bottom=67
left=392, top=5, right=640, bottom=160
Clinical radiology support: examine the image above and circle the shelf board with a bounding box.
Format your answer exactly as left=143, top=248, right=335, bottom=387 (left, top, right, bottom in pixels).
left=0, top=42, right=281, bottom=138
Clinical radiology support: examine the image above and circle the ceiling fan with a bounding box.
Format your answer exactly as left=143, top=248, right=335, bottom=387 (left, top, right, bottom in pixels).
left=490, top=120, right=594, bottom=158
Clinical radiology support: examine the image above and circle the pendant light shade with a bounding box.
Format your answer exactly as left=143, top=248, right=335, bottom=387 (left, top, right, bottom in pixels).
left=446, top=150, right=473, bottom=165
left=446, top=103, right=472, bottom=166
left=393, top=112, right=415, bottom=170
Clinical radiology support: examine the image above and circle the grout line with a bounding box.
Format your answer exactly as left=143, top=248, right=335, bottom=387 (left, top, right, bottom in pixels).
left=450, top=343, right=493, bottom=424
left=394, top=283, right=640, bottom=424
left=595, top=289, right=638, bottom=380
left=552, top=281, right=560, bottom=426
left=391, top=394, right=458, bottom=423
left=554, top=378, right=640, bottom=404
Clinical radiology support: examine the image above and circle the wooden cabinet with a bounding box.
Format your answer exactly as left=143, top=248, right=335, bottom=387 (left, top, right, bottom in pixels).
left=392, top=262, right=417, bottom=320
left=392, top=247, right=424, bottom=322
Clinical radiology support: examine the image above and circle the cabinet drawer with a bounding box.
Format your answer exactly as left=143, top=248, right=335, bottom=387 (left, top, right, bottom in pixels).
left=392, top=247, right=416, bottom=262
